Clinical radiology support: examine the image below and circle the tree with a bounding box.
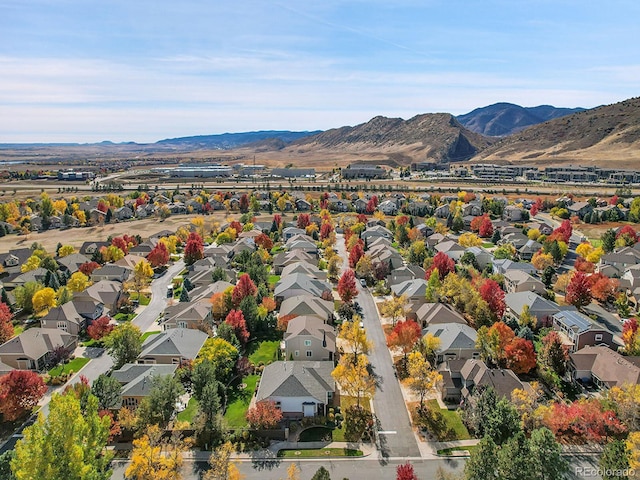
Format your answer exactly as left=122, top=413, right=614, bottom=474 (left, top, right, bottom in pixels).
left=12, top=392, right=112, bottom=480
left=565, top=271, right=592, bottom=309
left=478, top=279, right=505, bottom=320
left=91, top=374, right=122, bottom=410
left=348, top=243, right=364, bottom=269
left=451, top=214, right=464, bottom=233
left=355, top=255, right=374, bottom=283
left=541, top=265, right=555, bottom=288
left=407, top=351, right=442, bottom=408
left=531, top=251, right=554, bottom=271
left=504, top=337, right=537, bottom=374
left=478, top=215, right=494, bottom=238
left=528, top=427, right=568, bottom=480
left=126, top=424, right=186, bottom=480
left=627, top=431, right=640, bottom=472
left=387, top=319, right=421, bottom=360
left=137, top=375, right=185, bottom=428
left=591, top=275, right=619, bottom=303
left=310, top=466, right=331, bottom=480
left=539, top=330, right=569, bottom=376
left=464, top=436, right=499, bottom=480
left=202, top=441, right=242, bottom=480
left=132, top=259, right=153, bottom=299
left=379, top=294, right=408, bottom=326
left=606, top=383, right=640, bottom=431
left=458, top=232, right=482, bottom=248
left=396, top=462, right=418, bottom=480
left=87, top=315, right=114, bottom=340
left=0, top=370, right=47, bottom=421
left=194, top=338, right=238, bottom=383
left=147, top=242, right=170, bottom=267
left=57, top=244, right=75, bottom=257
left=622, top=318, right=640, bottom=355
left=337, top=269, right=358, bottom=303
left=103, top=323, right=143, bottom=369
left=20, top=255, right=41, bottom=273
left=224, top=310, right=249, bottom=345
left=331, top=354, right=376, bottom=408
left=232, top=273, right=257, bottom=307
left=0, top=302, right=14, bottom=344
left=602, top=228, right=616, bottom=253
left=599, top=440, right=630, bottom=480
left=31, top=287, right=56, bottom=313
left=184, top=232, right=204, bottom=265
left=65, top=271, right=90, bottom=293
left=476, top=322, right=515, bottom=367
left=79, top=261, right=101, bottom=276
left=338, top=320, right=372, bottom=363
left=246, top=400, right=283, bottom=430
left=286, top=463, right=301, bottom=480
left=327, top=255, right=342, bottom=281
left=426, top=252, right=455, bottom=281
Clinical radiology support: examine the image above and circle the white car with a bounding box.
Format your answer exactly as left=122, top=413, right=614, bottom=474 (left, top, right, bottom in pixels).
left=360, top=279, right=367, bottom=287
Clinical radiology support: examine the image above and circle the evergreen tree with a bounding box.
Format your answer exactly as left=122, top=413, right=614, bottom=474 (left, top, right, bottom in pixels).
left=179, top=287, right=190, bottom=303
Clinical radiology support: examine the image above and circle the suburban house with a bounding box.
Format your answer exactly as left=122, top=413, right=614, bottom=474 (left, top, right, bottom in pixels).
left=503, top=270, right=546, bottom=295
left=391, top=279, right=428, bottom=304
left=518, top=240, right=543, bottom=261
left=492, top=259, right=537, bottom=276
left=414, top=302, right=467, bottom=328
left=160, top=300, right=214, bottom=331
left=422, top=323, right=479, bottom=364
left=56, top=253, right=91, bottom=274
left=137, top=328, right=208, bottom=365
left=278, top=295, right=334, bottom=323
left=504, top=291, right=560, bottom=327
left=0, top=328, right=77, bottom=371
left=361, top=225, right=393, bottom=242
left=280, top=262, right=327, bottom=281
left=367, top=244, right=404, bottom=270
left=274, top=274, right=331, bottom=304
left=570, top=346, right=640, bottom=389
left=285, top=237, right=319, bottom=257
left=377, top=200, right=398, bottom=215
left=552, top=310, right=615, bottom=353
left=91, top=264, right=131, bottom=283
left=40, top=299, right=104, bottom=335
left=465, top=247, right=494, bottom=270
left=434, top=241, right=466, bottom=262
left=74, top=280, right=125, bottom=314
left=255, top=361, right=335, bottom=418
left=503, top=205, right=523, bottom=222
left=283, top=316, right=335, bottom=361
left=389, top=265, right=426, bottom=287
left=439, top=359, right=533, bottom=403
left=112, top=363, right=178, bottom=409
left=273, top=250, right=317, bottom=274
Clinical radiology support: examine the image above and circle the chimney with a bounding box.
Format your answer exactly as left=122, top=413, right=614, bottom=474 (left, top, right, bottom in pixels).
left=322, top=330, right=327, bottom=348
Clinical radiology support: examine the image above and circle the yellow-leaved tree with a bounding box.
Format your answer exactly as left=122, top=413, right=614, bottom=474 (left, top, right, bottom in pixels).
left=379, top=294, right=409, bottom=326
left=407, top=351, right=442, bottom=409
left=338, top=319, right=373, bottom=363
left=458, top=232, right=482, bottom=248
left=32, top=287, right=56, bottom=313
left=126, top=424, right=187, bottom=480
left=331, top=354, right=376, bottom=408
left=67, top=271, right=90, bottom=293
left=20, top=255, right=41, bottom=273
left=132, top=259, right=154, bottom=300
left=202, top=441, right=244, bottom=480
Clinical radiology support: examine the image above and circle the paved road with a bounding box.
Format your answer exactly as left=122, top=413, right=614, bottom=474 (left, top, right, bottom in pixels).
left=335, top=233, right=421, bottom=459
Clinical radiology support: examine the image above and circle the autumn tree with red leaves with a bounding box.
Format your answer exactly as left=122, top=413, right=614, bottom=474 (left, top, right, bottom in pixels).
left=320, top=222, right=334, bottom=240
left=246, top=400, right=283, bottom=429
left=478, top=216, right=494, bottom=238
left=184, top=232, right=204, bottom=266
left=147, top=242, right=170, bottom=268
left=366, top=196, right=379, bottom=214
left=79, top=261, right=101, bottom=275
left=232, top=273, right=257, bottom=307
left=225, top=310, right=250, bottom=345
left=272, top=214, right=282, bottom=229
left=616, top=225, right=638, bottom=246
left=111, top=236, right=129, bottom=255
left=387, top=320, right=421, bottom=361
left=504, top=337, right=537, bottom=374
left=0, top=370, right=47, bottom=421
left=426, top=252, right=455, bottom=281
left=565, top=271, right=592, bottom=309
left=349, top=243, right=364, bottom=269
left=540, top=330, right=570, bottom=376
left=297, top=213, right=311, bottom=229
left=622, top=318, right=640, bottom=355
left=254, top=233, right=273, bottom=251
left=541, top=399, right=626, bottom=443
left=276, top=313, right=298, bottom=332
left=338, top=269, right=358, bottom=303
left=396, top=462, right=418, bottom=480
left=478, top=279, right=506, bottom=319
left=87, top=316, right=114, bottom=340
left=0, top=302, right=14, bottom=344
left=574, top=257, right=595, bottom=273
left=239, top=193, right=249, bottom=213
left=548, top=219, right=572, bottom=244
left=590, top=274, right=619, bottom=303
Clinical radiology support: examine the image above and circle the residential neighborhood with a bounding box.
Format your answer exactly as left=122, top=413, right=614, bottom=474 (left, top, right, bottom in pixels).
left=0, top=184, right=638, bottom=480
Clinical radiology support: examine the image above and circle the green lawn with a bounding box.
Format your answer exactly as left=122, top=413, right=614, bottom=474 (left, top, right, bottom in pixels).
left=248, top=340, right=280, bottom=366
left=299, top=426, right=333, bottom=442
left=114, top=313, right=136, bottom=322
left=481, top=242, right=494, bottom=248
left=177, top=397, right=198, bottom=424
left=223, top=374, right=259, bottom=427
left=13, top=325, right=24, bottom=336
left=141, top=331, right=161, bottom=343
left=277, top=448, right=362, bottom=458
left=268, top=275, right=280, bottom=287
left=48, top=357, right=90, bottom=376
left=419, top=400, right=470, bottom=441
left=130, top=293, right=151, bottom=306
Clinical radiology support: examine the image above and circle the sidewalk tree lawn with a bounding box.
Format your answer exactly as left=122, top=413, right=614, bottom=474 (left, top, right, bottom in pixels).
left=131, top=259, right=153, bottom=300
left=338, top=320, right=372, bottom=363
left=126, top=425, right=187, bottom=480
left=331, top=354, right=375, bottom=409
left=406, top=351, right=442, bottom=409
left=337, top=269, right=358, bottom=303
left=12, top=392, right=112, bottom=480
left=379, top=294, right=409, bottom=326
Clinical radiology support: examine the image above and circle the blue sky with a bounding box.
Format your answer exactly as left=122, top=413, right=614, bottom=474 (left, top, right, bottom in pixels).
left=1, top=0, right=639, bottom=143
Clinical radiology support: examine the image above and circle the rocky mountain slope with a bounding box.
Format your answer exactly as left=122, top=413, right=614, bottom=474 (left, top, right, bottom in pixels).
left=457, top=103, right=585, bottom=136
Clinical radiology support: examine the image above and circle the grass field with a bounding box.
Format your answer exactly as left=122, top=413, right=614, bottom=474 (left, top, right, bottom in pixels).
left=223, top=374, right=259, bottom=427
left=277, top=448, right=363, bottom=458
left=177, top=397, right=198, bottom=424
left=48, top=357, right=90, bottom=376
left=411, top=400, right=470, bottom=442
left=248, top=340, right=280, bottom=365
left=437, top=445, right=478, bottom=456
left=140, top=331, right=161, bottom=343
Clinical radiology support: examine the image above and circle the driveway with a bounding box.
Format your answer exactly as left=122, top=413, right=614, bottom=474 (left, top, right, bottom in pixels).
left=335, top=234, right=421, bottom=458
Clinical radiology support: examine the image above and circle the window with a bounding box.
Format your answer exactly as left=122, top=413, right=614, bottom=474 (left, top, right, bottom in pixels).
left=595, top=334, right=603, bottom=341
left=56, top=321, right=68, bottom=332
left=123, top=397, right=139, bottom=408
left=306, top=351, right=313, bottom=357
left=177, top=321, right=187, bottom=329
left=295, top=350, right=299, bottom=357
left=172, top=358, right=180, bottom=364
left=304, top=340, right=312, bottom=347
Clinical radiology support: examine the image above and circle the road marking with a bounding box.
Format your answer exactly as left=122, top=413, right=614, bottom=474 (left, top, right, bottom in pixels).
left=378, top=431, right=397, bottom=434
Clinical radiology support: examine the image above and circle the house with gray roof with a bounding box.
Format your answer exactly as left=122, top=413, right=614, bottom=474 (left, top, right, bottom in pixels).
left=281, top=261, right=327, bottom=281
left=255, top=361, right=335, bottom=418
left=284, top=316, right=335, bottom=362
left=91, top=264, right=131, bottom=283
left=503, top=270, right=546, bottom=295
left=74, top=280, right=125, bottom=314
left=422, top=323, right=479, bottom=364
left=552, top=310, right=615, bottom=353
left=278, top=295, right=334, bottom=323
left=389, top=265, right=426, bottom=287
left=0, top=328, right=77, bottom=371
left=138, top=328, right=208, bottom=365
left=40, top=299, right=104, bottom=336
left=391, top=279, right=428, bottom=303
left=274, top=273, right=331, bottom=304
left=56, top=253, right=91, bottom=274
left=492, top=259, right=537, bottom=276
left=434, top=241, right=466, bottom=262
left=273, top=251, right=317, bottom=274
left=415, top=303, right=466, bottom=328
left=361, top=225, right=393, bottom=242
left=465, top=247, right=494, bottom=270
left=160, top=300, right=214, bottom=331
left=112, top=363, right=178, bottom=409
left=504, top=291, right=560, bottom=327
left=518, top=239, right=543, bottom=261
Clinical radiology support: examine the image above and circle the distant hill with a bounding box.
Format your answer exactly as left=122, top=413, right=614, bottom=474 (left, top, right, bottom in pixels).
left=471, top=97, right=640, bottom=165
left=156, top=130, right=321, bottom=149
left=457, top=103, right=585, bottom=136
left=285, top=113, right=492, bottom=164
